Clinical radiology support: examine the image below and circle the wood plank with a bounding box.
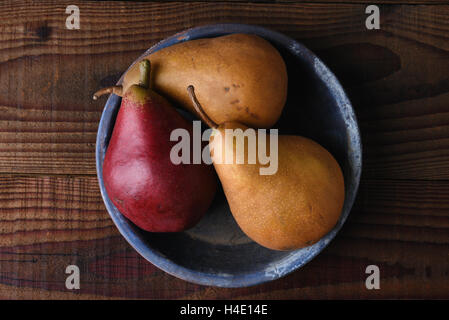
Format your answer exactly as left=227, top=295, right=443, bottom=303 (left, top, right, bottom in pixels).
left=42, top=0, right=449, bottom=4
left=0, top=174, right=447, bottom=298
left=0, top=2, right=448, bottom=179
left=0, top=175, right=116, bottom=247
left=0, top=105, right=98, bottom=174
left=1, top=175, right=448, bottom=251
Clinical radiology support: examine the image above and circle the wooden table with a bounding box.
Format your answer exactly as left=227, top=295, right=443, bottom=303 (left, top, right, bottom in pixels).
left=0, top=0, right=448, bottom=299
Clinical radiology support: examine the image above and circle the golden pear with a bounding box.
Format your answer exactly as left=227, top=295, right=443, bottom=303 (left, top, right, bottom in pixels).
left=123, top=34, right=288, bottom=128
left=188, top=86, right=345, bottom=251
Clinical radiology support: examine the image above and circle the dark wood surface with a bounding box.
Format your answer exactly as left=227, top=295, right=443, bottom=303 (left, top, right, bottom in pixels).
left=0, top=0, right=448, bottom=299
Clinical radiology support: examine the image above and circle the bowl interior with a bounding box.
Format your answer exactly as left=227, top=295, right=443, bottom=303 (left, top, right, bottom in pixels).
left=96, top=24, right=361, bottom=287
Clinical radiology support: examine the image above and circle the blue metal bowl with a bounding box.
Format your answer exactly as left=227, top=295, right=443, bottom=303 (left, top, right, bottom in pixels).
left=96, top=24, right=362, bottom=287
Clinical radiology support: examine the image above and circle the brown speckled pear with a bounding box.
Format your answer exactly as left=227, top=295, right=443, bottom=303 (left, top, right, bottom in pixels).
left=123, top=34, right=288, bottom=129
left=187, top=86, right=345, bottom=251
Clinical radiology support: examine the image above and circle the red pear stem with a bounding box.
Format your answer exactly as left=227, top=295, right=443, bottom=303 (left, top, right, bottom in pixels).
left=138, top=59, right=151, bottom=89
left=92, top=85, right=123, bottom=100
left=187, top=85, right=218, bottom=129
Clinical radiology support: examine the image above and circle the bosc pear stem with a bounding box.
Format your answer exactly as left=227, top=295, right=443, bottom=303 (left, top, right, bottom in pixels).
left=187, top=85, right=218, bottom=129
left=92, top=59, right=151, bottom=100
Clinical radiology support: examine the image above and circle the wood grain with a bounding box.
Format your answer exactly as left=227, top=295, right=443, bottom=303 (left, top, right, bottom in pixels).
left=0, top=175, right=116, bottom=246
left=91, top=0, right=449, bottom=4
left=0, top=175, right=447, bottom=298
left=0, top=1, right=448, bottom=299
left=0, top=2, right=449, bottom=179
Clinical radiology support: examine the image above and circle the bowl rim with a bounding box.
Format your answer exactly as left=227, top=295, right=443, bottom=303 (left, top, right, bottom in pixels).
left=95, top=23, right=362, bottom=288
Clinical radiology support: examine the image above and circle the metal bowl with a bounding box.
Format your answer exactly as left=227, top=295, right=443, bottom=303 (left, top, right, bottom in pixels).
left=96, top=24, right=362, bottom=287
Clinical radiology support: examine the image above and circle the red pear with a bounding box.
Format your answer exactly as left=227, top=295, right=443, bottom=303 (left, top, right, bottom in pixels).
left=94, top=60, right=216, bottom=232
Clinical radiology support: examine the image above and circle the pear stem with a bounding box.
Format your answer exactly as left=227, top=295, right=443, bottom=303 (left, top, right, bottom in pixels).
left=187, top=85, right=218, bottom=129
left=92, top=59, right=151, bottom=100
left=92, top=85, right=123, bottom=100
left=138, top=59, right=151, bottom=89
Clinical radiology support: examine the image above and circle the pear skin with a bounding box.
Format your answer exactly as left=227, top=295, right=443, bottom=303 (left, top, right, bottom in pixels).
left=188, top=86, right=345, bottom=250
left=213, top=129, right=345, bottom=250
left=123, top=34, right=288, bottom=128
left=94, top=61, right=217, bottom=232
